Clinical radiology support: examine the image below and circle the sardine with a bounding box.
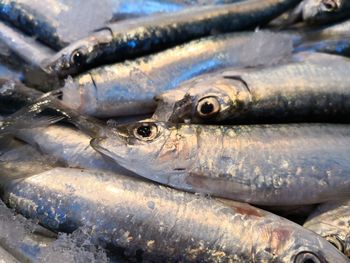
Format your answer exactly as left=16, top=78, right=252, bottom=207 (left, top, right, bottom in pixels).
left=0, top=79, right=42, bottom=114
left=91, top=121, right=350, bottom=206
left=291, top=0, right=350, bottom=25
left=304, top=200, right=350, bottom=257
left=295, top=36, right=350, bottom=57
left=154, top=53, right=350, bottom=124
left=0, top=140, right=111, bottom=263
left=43, top=0, right=302, bottom=77
left=0, top=0, right=243, bottom=51
left=61, top=31, right=294, bottom=117
left=1, top=165, right=348, bottom=262
left=0, top=21, right=54, bottom=68
left=0, top=245, right=18, bottom=263
left=13, top=124, right=134, bottom=175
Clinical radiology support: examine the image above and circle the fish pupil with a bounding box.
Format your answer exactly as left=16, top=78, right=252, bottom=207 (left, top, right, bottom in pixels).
left=72, top=51, right=85, bottom=65
left=200, top=102, right=214, bottom=114
left=303, top=260, right=316, bottom=263
left=322, top=0, right=337, bottom=11
left=137, top=126, right=152, bottom=137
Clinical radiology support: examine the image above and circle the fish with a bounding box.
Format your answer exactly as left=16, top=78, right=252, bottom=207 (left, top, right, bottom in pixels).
left=0, top=140, right=112, bottom=263
left=0, top=21, right=59, bottom=90
left=13, top=124, right=135, bottom=175
left=0, top=164, right=348, bottom=262
left=0, top=21, right=54, bottom=68
left=304, top=200, right=350, bottom=257
left=61, top=31, right=295, bottom=117
left=42, top=0, right=302, bottom=77
left=90, top=121, right=350, bottom=206
left=295, top=35, right=350, bottom=57
left=0, top=245, right=18, bottom=263
left=0, top=79, right=43, bottom=114
left=0, top=0, right=243, bottom=51
left=320, top=18, right=350, bottom=35
left=153, top=52, right=350, bottom=124
left=289, top=0, right=350, bottom=26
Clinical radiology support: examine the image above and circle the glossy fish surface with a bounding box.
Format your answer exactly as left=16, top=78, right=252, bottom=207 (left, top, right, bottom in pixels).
left=154, top=53, right=350, bottom=124
left=13, top=124, right=134, bottom=175
left=43, top=0, right=302, bottom=77
left=92, top=121, right=350, bottom=206
left=300, top=0, right=350, bottom=24
left=0, top=21, right=54, bottom=68
left=0, top=166, right=348, bottom=262
left=304, top=200, right=350, bottom=257
left=62, top=31, right=294, bottom=117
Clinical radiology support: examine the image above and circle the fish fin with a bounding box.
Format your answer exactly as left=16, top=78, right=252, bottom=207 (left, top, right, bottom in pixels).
left=0, top=100, right=64, bottom=137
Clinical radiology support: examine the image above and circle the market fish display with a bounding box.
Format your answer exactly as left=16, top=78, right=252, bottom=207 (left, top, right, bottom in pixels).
left=304, top=200, right=350, bottom=257
left=154, top=53, right=350, bottom=124
left=91, top=121, right=350, bottom=205
left=0, top=164, right=348, bottom=263
left=62, top=31, right=294, bottom=117
left=2, top=0, right=350, bottom=261
left=43, top=0, right=302, bottom=77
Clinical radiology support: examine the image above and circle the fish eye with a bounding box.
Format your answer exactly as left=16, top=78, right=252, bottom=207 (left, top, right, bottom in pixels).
left=325, top=235, right=345, bottom=252
left=70, top=49, right=86, bottom=66
left=294, top=252, right=321, bottom=263
left=196, top=96, right=220, bottom=118
left=321, top=0, right=339, bottom=11
left=133, top=123, right=158, bottom=141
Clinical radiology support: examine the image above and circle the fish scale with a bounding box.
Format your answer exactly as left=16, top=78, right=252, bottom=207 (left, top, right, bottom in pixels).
left=92, top=121, right=350, bottom=206
left=155, top=53, right=350, bottom=124
left=0, top=165, right=348, bottom=262
left=43, top=0, right=302, bottom=77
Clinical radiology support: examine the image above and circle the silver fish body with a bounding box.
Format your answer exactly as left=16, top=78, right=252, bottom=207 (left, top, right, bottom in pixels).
left=154, top=53, right=350, bottom=124
left=13, top=124, right=133, bottom=175
left=0, top=21, right=54, bottom=68
left=304, top=200, right=350, bottom=257
left=92, top=121, right=350, bottom=206
left=1, top=166, right=348, bottom=262
left=62, top=33, right=253, bottom=117
left=297, top=0, right=350, bottom=25
left=43, top=0, right=302, bottom=77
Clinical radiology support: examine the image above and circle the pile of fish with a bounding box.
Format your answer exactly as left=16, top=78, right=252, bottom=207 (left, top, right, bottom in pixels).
left=1, top=0, right=350, bottom=262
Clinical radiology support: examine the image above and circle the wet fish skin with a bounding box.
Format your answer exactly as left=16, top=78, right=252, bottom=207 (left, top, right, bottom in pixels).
left=304, top=200, right=350, bottom=257
left=299, top=0, right=350, bottom=25
left=62, top=33, right=258, bottom=117
left=1, top=167, right=348, bottom=262
left=0, top=0, right=65, bottom=50
left=0, top=21, right=54, bottom=68
left=154, top=54, right=350, bottom=124
left=0, top=79, right=43, bottom=114
left=92, top=121, right=350, bottom=206
left=43, top=0, right=302, bottom=78
left=296, top=36, right=350, bottom=57
left=13, top=124, right=135, bottom=175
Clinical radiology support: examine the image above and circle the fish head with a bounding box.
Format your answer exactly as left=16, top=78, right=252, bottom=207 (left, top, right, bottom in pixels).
left=255, top=220, right=350, bottom=263
left=302, top=0, right=347, bottom=23
left=91, top=120, right=194, bottom=185
left=42, top=29, right=113, bottom=77
left=305, top=219, right=350, bottom=257
left=153, top=74, right=252, bottom=124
